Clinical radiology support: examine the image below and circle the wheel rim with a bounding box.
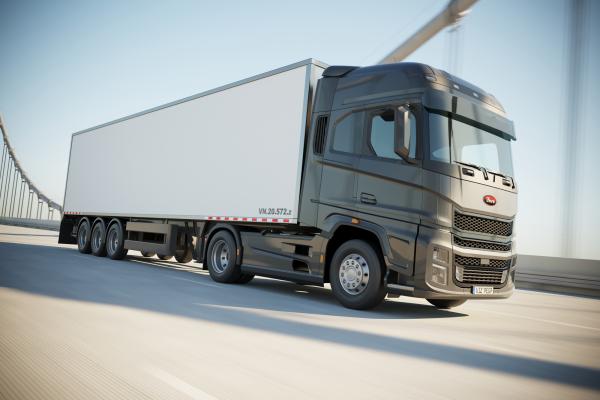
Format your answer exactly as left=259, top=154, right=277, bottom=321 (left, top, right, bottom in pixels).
left=78, top=224, right=88, bottom=248
left=211, top=239, right=230, bottom=273
left=107, top=227, right=119, bottom=255
left=339, top=253, right=370, bottom=295
left=92, top=226, right=102, bottom=251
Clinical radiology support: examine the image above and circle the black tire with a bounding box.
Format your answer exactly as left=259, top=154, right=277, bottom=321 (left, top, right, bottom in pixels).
left=90, top=219, right=107, bottom=257
left=157, top=254, right=172, bottom=261
left=329, top=240, right=387, bottom=310
left=106, top=220, right=128, bottom=260
left=174, top=233, right=193, bottom=263
left=235, top=273, right=255, bottom=284
left=77, top=219, right=92, bottom=254
left=427, top=299, right=467, bottom=309
left=206, top=230, right=242, bottom=283
left=141, top=251, right=157, bottom=258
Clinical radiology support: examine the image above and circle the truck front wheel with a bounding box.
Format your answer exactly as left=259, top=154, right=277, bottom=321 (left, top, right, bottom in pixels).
left=427, top=299, right=467, bottom=309
left=329, top=240, right=387, bottom=310
left=206, top=230, right=242, bottom=283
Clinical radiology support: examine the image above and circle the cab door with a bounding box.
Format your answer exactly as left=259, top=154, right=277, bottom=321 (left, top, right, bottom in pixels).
left=355, top=103, right=422, bottom=274
left=318, top=109, right=364, bottom=216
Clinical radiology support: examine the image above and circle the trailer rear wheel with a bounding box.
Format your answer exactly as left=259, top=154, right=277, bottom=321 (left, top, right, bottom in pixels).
left=329, top=240, right=387, bottom=310
left=77, top=219, right=92, bottom=254
left=206, top=230, right=242, bottom=283
left=427, top=299, right=467, bottom=309
left=141, top=251, right=157, bottom=258
left=106, top=220, right=128, bottom=260
left=157, top=254, right=172, bottom=261
left=91, top=219, right=107, bottom=257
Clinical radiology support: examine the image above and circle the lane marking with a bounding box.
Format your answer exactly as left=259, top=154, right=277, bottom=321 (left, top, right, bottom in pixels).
left=169, top=276, right=221, bottom=288
left=145, top=366, right=218, bottom=400
left=484, top=309, right=600, bottom=332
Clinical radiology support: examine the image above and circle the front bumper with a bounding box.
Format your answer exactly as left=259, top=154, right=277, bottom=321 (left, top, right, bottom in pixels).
left=392, top=225, right=516, bottom=299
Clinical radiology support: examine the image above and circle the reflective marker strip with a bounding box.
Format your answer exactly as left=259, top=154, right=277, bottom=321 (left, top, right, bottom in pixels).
left=207, top=216, right=291, bottom=223
left=63, top=212, right=292, bottom=223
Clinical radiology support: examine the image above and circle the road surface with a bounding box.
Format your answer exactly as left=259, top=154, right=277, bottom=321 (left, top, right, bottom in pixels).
left=0, top=224, right=599, bottom=399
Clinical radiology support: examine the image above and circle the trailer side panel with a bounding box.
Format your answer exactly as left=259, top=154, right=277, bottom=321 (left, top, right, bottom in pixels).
left=64, top=61, right=324, bottom=222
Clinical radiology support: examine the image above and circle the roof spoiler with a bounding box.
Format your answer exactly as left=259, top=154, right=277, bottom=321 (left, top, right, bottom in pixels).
left=322, top=66, right=358, bottom=78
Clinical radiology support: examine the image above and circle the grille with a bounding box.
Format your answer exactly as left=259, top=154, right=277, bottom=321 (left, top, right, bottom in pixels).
left=489, top=259, right=512, bottom=268
left=454, top=212, right=513, bottom=236
left=454, top=255, right=510, bottom=285
left=455, top=255, right=511, bottom=269
left=457, top=266, right=506, bottom=285
left=313, top=115, right=329, bottom=155
left=454, top=237, right=512, bottom=252
left=455, top=255, right=480, bottom=266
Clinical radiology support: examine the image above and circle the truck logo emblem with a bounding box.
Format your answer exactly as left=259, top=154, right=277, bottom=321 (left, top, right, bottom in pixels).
left=483, top=195, right=496, bottom=206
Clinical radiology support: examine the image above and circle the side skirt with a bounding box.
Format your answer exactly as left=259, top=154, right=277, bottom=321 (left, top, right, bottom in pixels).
left=241, top=264, right=323, bottom=286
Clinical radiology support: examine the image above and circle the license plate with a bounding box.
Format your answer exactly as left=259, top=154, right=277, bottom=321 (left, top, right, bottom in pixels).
left=472, top=286, right=494, bottom=295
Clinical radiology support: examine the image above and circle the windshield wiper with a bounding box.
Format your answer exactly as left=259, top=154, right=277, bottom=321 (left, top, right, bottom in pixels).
left=455, top=161, right=489, bottom=180
left=487, top=169, right=515, bottom=188
left=456, top=161, right=514, bottom=187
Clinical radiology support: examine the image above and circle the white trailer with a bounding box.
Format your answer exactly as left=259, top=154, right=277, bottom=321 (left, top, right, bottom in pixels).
left=63, top=59, right=326, bottom=223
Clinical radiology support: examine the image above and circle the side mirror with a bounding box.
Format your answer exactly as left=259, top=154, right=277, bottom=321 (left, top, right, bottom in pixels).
left=394, top=105, right=415, bottom=163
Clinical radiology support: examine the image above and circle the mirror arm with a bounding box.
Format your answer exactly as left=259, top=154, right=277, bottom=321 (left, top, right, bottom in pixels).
left=394, top=105, right=415, bottom=163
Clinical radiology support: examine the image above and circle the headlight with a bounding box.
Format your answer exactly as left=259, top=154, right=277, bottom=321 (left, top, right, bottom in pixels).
left=432, top=246, right=449, bottom=264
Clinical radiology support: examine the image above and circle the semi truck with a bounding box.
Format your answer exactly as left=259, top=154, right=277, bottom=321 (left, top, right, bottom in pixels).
left=59, top=59, right=517, bottom=310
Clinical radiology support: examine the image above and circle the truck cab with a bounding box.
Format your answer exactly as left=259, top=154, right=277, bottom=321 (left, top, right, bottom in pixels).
left=300, top=62, right=517, bottom=308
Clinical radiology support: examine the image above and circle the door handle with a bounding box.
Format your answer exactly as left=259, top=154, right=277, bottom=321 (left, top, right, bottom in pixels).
left=360, top=192, right=377, bottom=205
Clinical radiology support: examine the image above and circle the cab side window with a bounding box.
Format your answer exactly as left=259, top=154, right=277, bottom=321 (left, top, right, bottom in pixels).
left=369, top=109, right=398, bottom=159
left=332, top=113, right=357, bottom=153
left=369, top=108, right=417, bottom=160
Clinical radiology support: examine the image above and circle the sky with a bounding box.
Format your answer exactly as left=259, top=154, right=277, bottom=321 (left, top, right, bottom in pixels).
left=0, top=0, right=599, bottom=259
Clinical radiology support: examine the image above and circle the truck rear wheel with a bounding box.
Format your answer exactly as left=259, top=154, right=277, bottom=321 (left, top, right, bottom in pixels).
left=106, top=220, right=128, bottom=260
left=77, top=219, right=92, bottom=254
left=140, top=251, right=156, bottom=258
left=157, top=254, right=172, bottom=261
left=427, top=299, right=467, bottom=309
left=329, top=240, right=387, bottom=310
left=91, top=219, right=107, bottom=257
left=206, top=230, right=242, bottom=283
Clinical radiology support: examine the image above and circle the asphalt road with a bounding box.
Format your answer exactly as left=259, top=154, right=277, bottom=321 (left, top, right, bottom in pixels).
left=0, top=224, right=599, bottom=400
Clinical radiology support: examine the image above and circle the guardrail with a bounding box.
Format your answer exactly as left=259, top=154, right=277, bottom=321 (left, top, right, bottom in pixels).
left=0, top=217, right=60, bottom=231
left=516, top=255, right=600, bottom=298
left=1, top=115, right=63, bottom=221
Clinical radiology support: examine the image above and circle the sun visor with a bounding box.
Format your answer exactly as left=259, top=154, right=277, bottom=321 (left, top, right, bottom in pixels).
left=423, top=89, right=516, bottom=140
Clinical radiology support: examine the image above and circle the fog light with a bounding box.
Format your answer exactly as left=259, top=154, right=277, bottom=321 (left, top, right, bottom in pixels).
left=432, top=246, right=449, bottom=264
left=432, top=264, right=448, bottom=286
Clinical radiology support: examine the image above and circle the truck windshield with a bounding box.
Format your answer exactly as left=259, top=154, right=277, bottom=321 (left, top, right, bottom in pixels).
left=428, top=112, right=514, bottom=177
